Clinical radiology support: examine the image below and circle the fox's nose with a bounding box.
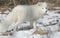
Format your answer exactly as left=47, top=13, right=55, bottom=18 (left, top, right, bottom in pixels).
left=45, top=10, right=47, bottom=13
left=44, top=10, right=48, bottom=15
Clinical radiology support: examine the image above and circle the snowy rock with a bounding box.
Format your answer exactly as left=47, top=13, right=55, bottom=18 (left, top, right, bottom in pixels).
left=0, top=36, right=10, bottom=38
left=4, top=10, right=9, bottom=14
left=53, top=7, right=60, bottom=9
left=11, top=29, right=35, bottom=38
left=29, top=34, right=47, bottom=38
left=0, top=12, right=2, bottom=13
left=18, top=21, right=30, bottom=29
left=48, top=32, right=60, bottom=38
left=0, top=14, right=7, bottom=22
left=11, top=29, right=47, bottom=38
left=37, top=11, right=60, bottom=32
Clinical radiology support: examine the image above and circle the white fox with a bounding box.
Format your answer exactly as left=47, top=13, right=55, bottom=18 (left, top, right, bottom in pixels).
left=0, top=2, right=47, bottom=33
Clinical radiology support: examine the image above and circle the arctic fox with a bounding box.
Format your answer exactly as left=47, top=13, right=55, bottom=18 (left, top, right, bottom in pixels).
left=0, top=2, right=47, bottom=33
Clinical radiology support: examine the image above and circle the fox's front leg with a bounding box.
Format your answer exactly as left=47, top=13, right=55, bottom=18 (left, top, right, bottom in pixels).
left=33, top=21, right=37, bottom=29
left=13, top=18, right=25, bottom=32
left=13, top=13, right=26, bottom=32
left=32, top=21, right=48, bottom=35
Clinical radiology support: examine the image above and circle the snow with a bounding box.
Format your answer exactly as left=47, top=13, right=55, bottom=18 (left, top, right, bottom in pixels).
left=36, top=10, right=60, bottom=32
left=0, top=36, right=10, bottom=38
left=9, top=29, right=47, bottom=38
left=53, top=7, right=60, bottom=9
left=0, top=14, right=7, bottom=22
left=48, top=32, right=60, bottom=38
left=4, top=10, right=10, bottom=14
left=0, top=12, right=2, bottom=13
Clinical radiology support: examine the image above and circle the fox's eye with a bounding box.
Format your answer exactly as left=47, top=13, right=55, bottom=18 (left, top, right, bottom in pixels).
left=38, top=4, right=40, bottom=6
left=46, top=7, right=47, bottom=9
left=39, top=22, right=42, bottom=24
left=42, top=8, right=44, bottom=9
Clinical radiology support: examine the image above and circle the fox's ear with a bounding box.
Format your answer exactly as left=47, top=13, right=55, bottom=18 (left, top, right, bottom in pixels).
left=36, top=2, right=42, bottom=6
left=36, top=2, right=47, bottom=6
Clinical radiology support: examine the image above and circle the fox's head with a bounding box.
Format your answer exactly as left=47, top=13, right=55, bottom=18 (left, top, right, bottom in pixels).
left=33, top=2, right=48, bottom=18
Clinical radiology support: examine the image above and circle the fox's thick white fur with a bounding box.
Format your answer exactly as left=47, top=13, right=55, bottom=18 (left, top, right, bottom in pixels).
left=0, top=2, right=47, bottom=33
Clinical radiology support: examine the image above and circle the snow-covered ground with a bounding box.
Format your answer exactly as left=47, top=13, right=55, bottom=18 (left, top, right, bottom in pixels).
left=48, top=32, right=60, bottom=38
left=11, top=29, right=47, bottom=38
left=0, top=9, right=60, bottom=38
